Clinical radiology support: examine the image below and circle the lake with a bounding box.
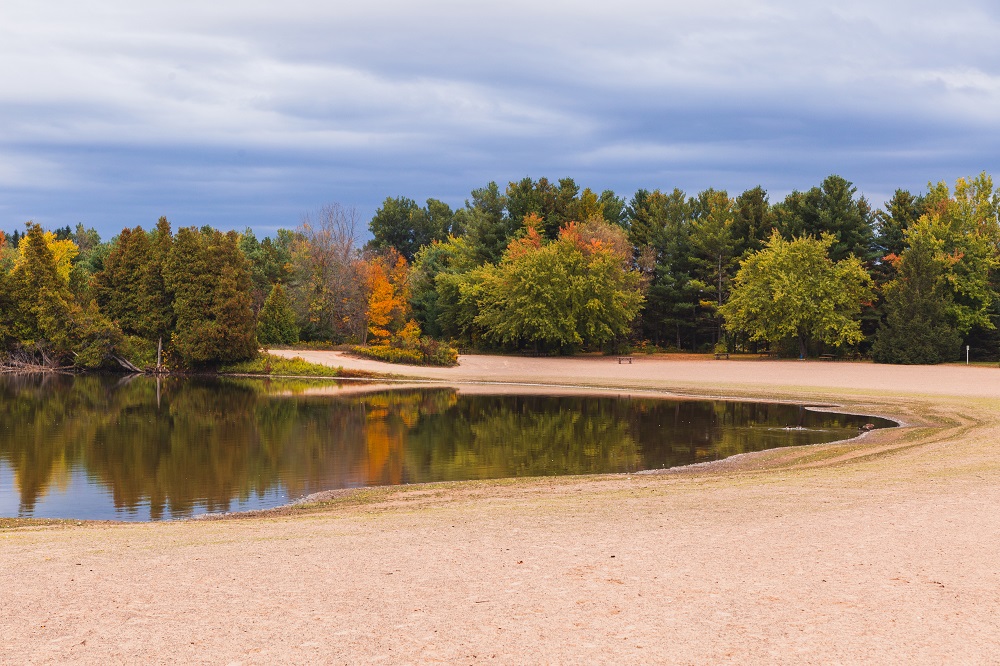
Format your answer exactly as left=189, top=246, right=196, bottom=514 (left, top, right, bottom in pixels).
left=0, top=374, right=894, bottom=521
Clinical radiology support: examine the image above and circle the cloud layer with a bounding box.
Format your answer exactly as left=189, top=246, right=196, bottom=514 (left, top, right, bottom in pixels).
left=2, top=0, right=998, bottom=237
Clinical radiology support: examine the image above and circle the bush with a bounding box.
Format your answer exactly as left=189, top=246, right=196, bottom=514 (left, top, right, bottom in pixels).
left=415, top=336, right=459, bottom=366
left=352, top=345, right=425, bottom=365
left=351, top=336, right=459, bottom=367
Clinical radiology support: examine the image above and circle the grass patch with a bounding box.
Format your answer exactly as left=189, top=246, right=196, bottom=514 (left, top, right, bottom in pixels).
left=219, top=352, right=345, bottom=377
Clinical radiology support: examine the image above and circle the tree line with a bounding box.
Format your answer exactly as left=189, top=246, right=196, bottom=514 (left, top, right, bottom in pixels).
left=1, top=172, right=997, bottom=368
left=370, top=173, right=999, bottom=363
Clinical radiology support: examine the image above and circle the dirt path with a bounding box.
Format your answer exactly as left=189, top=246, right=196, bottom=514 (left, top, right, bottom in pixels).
left=3, top=354, right=1000, bottom=664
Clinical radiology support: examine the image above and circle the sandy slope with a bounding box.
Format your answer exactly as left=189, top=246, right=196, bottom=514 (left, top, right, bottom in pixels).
left=3, top=354, right=1000, bottom=664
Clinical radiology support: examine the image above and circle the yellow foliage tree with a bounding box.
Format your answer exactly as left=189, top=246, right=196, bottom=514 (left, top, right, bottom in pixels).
left=16, top=230, right=78, bottom=282
left=366, top=261, right=394, bottom=342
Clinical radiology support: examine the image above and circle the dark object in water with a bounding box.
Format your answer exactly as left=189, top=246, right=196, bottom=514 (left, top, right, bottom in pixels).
left=859, top=423, right=876, bottom=432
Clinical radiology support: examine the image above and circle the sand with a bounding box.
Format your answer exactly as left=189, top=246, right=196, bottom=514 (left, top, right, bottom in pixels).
left=3, top=353, right=999, bottom=664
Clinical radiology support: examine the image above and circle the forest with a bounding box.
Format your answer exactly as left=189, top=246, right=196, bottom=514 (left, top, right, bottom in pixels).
left=0, top=172, right=997, bottom=369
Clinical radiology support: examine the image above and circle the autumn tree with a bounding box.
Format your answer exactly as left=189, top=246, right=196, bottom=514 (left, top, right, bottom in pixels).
left=365, top=251, right=411, bottom=344
left=4, top=223, right=120, bottom=367
left=0, top=232, right=7, bottom=346
left=920, top=176, right=999, bottom=339
left=502, top=177, right=585, bottom=239
left=719, top=232, right=874, bottom=358
left=948, top=173, right=1000, bottom=358
left=5, top=223, right=80, bottom=358
left=287, top=204, right=367, bottom=343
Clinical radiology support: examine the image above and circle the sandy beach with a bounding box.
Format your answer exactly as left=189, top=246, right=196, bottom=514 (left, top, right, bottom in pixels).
left=3, top=353, right=999, bottom=664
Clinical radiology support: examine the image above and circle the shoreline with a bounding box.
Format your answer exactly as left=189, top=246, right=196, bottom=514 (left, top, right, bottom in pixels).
left=3, top=375, right=902, bottom=526
left=237, top=382, right=904, bottom=523
left=3, top=354, right=998, bottom=663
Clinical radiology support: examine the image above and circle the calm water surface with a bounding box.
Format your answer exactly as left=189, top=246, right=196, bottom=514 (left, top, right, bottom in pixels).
left=0, top=374, right=894, bottom=521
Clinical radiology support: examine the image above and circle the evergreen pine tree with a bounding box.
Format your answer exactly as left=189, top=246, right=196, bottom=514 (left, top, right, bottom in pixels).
left=93, top=226, right=152, bottom=336
left=871, top=223, right=961, bottom=364
left=257, top=283, right=299, bottom=345
left=6, top=223, right=78, bottom=359
left=164, top=228, right=257, bottom=365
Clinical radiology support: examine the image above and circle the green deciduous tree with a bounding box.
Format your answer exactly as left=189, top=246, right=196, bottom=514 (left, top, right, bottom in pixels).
left=469, top=219, right=643, bottom=352
left=368, top=196, right=452, bottom=262
left=240, top=228, right=292, bottom=314
left=67, top=224, right=106, bottom=304
left=410, top=236, right=478, bottom=339
left=598, top=189, right=628, bottom=227
left=719, top=232, right=874, bottom=358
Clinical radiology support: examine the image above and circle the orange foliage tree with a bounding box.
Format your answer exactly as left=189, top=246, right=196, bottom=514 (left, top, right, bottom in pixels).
left=365, top=250, right=412, bottom=344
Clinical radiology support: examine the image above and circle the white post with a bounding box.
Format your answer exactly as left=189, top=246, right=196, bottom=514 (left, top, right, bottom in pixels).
left=966, top=345, right=970, bottom=365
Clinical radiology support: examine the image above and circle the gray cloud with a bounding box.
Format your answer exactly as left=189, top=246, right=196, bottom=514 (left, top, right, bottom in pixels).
left=1, top=0, right=998, bottom=237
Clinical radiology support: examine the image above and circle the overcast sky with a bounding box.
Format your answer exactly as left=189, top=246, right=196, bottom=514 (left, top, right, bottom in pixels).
left=2, top=0, right=998, bottom=239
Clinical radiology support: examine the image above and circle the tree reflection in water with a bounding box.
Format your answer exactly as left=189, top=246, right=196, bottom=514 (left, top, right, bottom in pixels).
left=0, top=375, right=892, bottom=520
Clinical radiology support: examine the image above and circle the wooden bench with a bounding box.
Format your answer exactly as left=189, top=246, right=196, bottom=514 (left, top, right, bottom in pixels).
left=819, top=354, right=835, bottom=361
left=714, top=352, right=729, bottom=360
left=617, top=356, right=633, bottom=364
left=758, top=352, right=775, bottom=359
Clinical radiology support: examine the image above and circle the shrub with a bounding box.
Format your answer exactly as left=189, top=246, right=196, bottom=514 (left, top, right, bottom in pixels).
left=351, top=336, right=458, bottom=367
left=352, top=345, right=424, bottom=365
